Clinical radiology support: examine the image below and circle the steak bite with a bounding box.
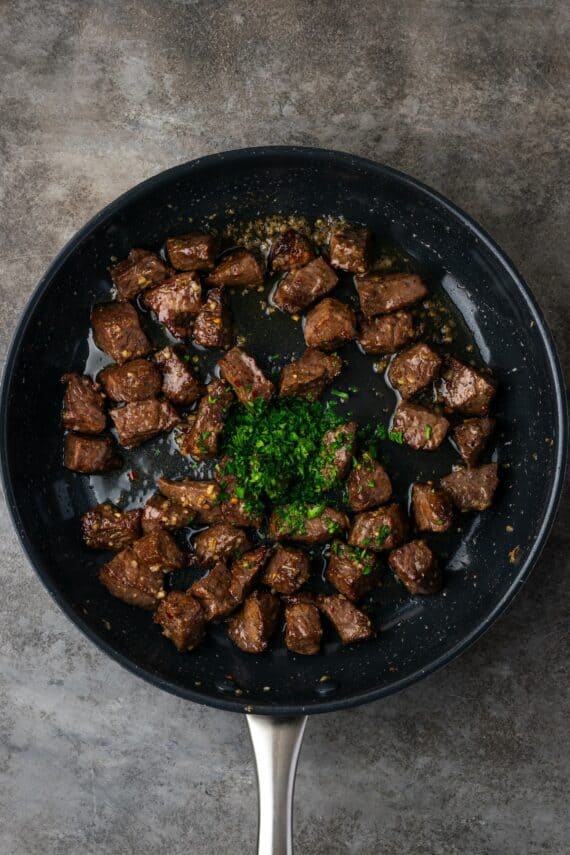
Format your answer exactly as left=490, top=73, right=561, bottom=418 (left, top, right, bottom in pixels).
left=193, top=524, right=251, bottom=566
left=389, top=540, right=442, bottom=595
left=391, top=402, right=449, bottom=451
left=157, top=477, right=220, bottom=517
left=441, top=463, right=499, bottom=512
left=320, top=421, right=358, bottom=485
left=218, top=347, right=274, bottom=404
left=439, top=357, right=496, bottom=416
left=329, top=225, right=372, bottom=274
left=453, top=417, right=496, bottom=466
left=318, top=594, right=375, bottom=644
left=132, top=530, right=185, bottom=573
left=326, top=541, right=379, bottom=601
left=142, top=493, right=190, bottom=533
left=270, top=229, right=315, bottom=272
left=154, top=346, right=203, bottom=406
left=191, top=561, right=237, bottom=621
left=99, top=547, right=165, bottom=609
left=154, top=591, right=206, bottom=651
left=268, top=506, right=349, bottom=545
left=388, top=343, right=442, bottom=399
left=284, top=603, right=323, bottom=655
left=303, top=298, right=357, bottom=351
left=98, top=359, right=162, bottom=403
left=411, top=483, right=453, bottom=532
left=91, top=302, right=152, bottom=364
left=64, top=433, right=121, bottom=474
left=165, top=232, right=216, bottom=272
left=355, top=272, right=428, bottom=317
left=110, top=399, right=180, bottom=448
left=227, top=590, right=281, bottom=654
left=359, top=310, right=417, bottom=355
left=261, top=545, right=311, bottom=594
left=279, top=348, right=342, bottom=399
left=273, top=257, right=338, bottom=314
left=143, top=272, right=202, bottom=338
left=61, top=373, right=106, bottom=434
left=82, top=503, right=142, bottom=551
left=207, top=248, right=264, bottom=289
left=347, top=452, right=392, bottom=512
left=348, top=504, right=408, bottom=551
left=192, top=289, right=233, bottom=349
left=177, top=379, right=233, bottom=459
left=229, top=546, right=270, bottom=604
left=110, top=248, right=170, bottom=301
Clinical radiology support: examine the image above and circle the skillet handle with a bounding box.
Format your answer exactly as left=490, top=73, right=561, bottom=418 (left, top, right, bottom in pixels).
left=246, top=715, right=308, bottom=855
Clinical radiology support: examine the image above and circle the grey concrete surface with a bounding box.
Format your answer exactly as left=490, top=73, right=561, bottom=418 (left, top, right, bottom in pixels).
left=0, top=1, right=568, bottom=853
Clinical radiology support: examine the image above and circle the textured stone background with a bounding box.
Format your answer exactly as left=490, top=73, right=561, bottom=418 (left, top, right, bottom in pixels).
left=0, top=1, right=568, bottom=853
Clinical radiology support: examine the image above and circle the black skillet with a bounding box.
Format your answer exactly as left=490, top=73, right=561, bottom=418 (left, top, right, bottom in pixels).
left=1, top=147, right=566, bottom=854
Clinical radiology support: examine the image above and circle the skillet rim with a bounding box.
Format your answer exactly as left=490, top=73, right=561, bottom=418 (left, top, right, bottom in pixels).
left=0, top=145, right=567, bottom=715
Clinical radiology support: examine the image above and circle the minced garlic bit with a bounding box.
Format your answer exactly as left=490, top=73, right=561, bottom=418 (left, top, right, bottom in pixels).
left=508, top=545, right=521, bottom=564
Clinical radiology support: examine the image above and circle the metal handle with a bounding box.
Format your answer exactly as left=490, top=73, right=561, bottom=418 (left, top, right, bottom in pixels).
left=246, top=715, right=308, bottom=855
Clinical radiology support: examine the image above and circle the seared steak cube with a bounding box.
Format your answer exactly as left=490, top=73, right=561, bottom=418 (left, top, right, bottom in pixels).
left=143, top=272, right=202, bottom=338
left=207, top=248, right=264, bottom=289
left=154, top=346, right=203, bottom=406
left=279, top=348, right=342, bottom=399
left=99, top=547, right=165, bottom=609
left=92, top=302, right=152, bottom=364
left=326, top=541, right=379, bottom=601
left=110, top=399, right=179, bottom=448
left=82, top=503, right=142, bottom=550
left=218, top=347, right=274, bottom=404
left=270, top=229, right=315, bottom=272
left=192, top=288, right=233, bottom=349
left=61, top=373, right=106, bottom=434
left=359, top=310, right=417, bottom=355
left=439, top=357, right=496, bottom=415
left=284, top=603, right=323, bottom=655
left=320, top=421, right=358, bottom=485
left=388, top=343, right=442, bottom=399
left=64, top=433, right=121, bottom=474
left=269, top=506, right=349, bottom=545
left=355, top=272, right=428, bottom=316
left=389, top=540, right=442, bottom=594
left=157, top=477, right=220, bottom=517
left=165, top=232, right=216, bottom=272
left=347, top=453, right=392, bottom=512
left=98, top=359, right=162, bottom=403
left=261, top=545, right=311, bottom=594
left=453, top=417, right=496, bottom=466
left=304, top=298, right=357, bottom=351
left=229, top=546, right=270, bottom=603
left=132, top=530, right=185, bottom=573
left=227, top=590, right=280, bottom=654
left=193, top=524, right=251, bottom=566
left=177, top=379, right=233, bottom=459
left=391, top=402, right=449, bottom=451
left=215, top=497, right=263, bottom=529
left=411, top=483, right=453, bottom=532
left=329, top=225, right=371, bottom=274
left=191, top=561, right=236, bottom=621
left=348, top=504, right=407, bottom=551
left=273, top=257, right=338, bottom=314
left=318, top=594, right=375, bottom=644
left=441, top=463, right=499, bottom=512
left=154, top=591, right=206, bottom=651
left=110, top=248, right=170, bottom=301
left=142, top=494, right=191, bottom=533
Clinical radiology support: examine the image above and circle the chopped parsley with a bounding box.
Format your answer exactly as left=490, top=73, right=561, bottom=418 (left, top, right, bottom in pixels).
left=388, top=430, right=404, bottom=445
left=375, top=524, right=391, bottom=546
left=425, top=424, right=433, bottom=440
left=331, top=389, right=349, bottom=400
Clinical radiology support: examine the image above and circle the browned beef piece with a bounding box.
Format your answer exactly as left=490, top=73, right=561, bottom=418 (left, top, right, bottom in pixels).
left=270, top=229, right=315, bottom=272
left=359, top=311, right=417, bottom=355
left=153, top=346, right=203, bottom=406
left=165, top=232, right=216, bottom=272
left=142, top=494, right=191, bottom=533
left=82, top=503, right=142, bottom=550
left=110, top=399, right=180, bottom=448
left=63, top=434, right=121, bottom=474
left=411, top=483, right=453, bottom=532
left=326, top=541, right=379, bottom=601
left=320, top=421, right=358, bottom=485
left=218, top=347, right=274, bottom=404
left=284, top=603, right=323, bottom=655
left=392, top=402, right=449, bottom=451
left=279, top=349, right=342, bottom=399
left=217, top=498, right=263, bottom=529
left=191, top=561, right=236, bottom=621
left=192, top=289, right=233, bottom=349
left=61, top=373, right=106, bottom=434
left=157, top=477, right=220, bottom=516
left=261, top=545, right=311, bottom=594
left=347, top=453, right=392, bottom=512
left=110, top=248, right=171, bottom=301
left=388, top=540, right=442, bottom=594
left=355, top=272, right=428, bottom=317
left=318, top=594, right=375, bottom=644
left=154, top=591, right=206, bottom=651
left=92, top=302, right=152, bottom=364
left=207, top=248, right=264, bottom=289
left=194, top=524, right=251, bottom=566
left=227, top=590, right=280, bottom=653
left=304, top=298, right=357, bottom=351
left=143, top=272, right=202, bottom=338
left=439, top=358, right=496, bottom=416
left=229, top=546, right=270, bottom=603
left=268, top=506, right=349, bottom=544
left=388, top=343, right=442, bottom=399
left=348, top=504, right=408, bottom=551
left=329, top=225, right=371, bottom=274
left=99, top=547, right=165, bottom=609
left=441, top=463, right=499, bottom=512
left=132, top=530, right=185, bottom=573
left=177, top=379, right=233, bottom=459
left=282, top=591, right=320, bottom=607
left=273, top=257, right=338, bottom=314
left=98, top=359, right=162, bottom=403
left=453, top=417, right=496, bottom=466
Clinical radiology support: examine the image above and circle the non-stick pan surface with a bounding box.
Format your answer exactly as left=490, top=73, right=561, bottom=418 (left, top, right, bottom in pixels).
left=0, top=147, right=566, bottom=715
